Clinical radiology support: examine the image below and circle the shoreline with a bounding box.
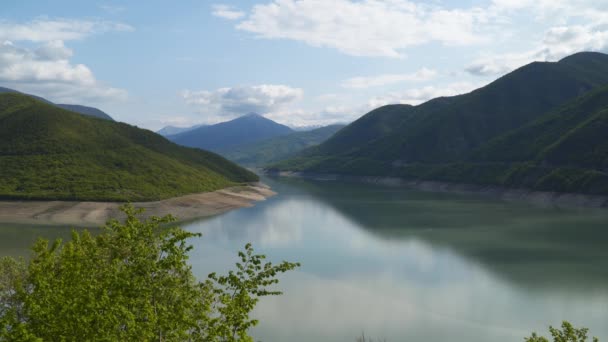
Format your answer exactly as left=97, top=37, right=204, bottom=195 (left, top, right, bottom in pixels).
left=268, top=171, right=608, bottom=209
left=0, top=183, right=275, bottom=227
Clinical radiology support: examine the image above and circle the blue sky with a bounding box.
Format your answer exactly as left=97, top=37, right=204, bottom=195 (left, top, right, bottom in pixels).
left=2, top=0, right=608, bottom=129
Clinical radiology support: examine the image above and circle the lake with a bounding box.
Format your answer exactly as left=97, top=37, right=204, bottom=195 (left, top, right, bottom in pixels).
left=1, top=176, right=608, bottom=341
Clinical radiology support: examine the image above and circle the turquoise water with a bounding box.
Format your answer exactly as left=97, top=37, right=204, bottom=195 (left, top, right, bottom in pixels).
left=2, top=176, right=607, bottom=341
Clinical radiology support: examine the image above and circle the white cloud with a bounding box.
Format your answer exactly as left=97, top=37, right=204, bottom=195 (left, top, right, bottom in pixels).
left=34, top=40, right=73, bottom=60
left=265, top=105, right=360, bottom=127
left=466, top=24, right=608, bottom=76
left=234, top=0, right=491, bottom=58
left=465, top=51, right=536, bottom=76
left=0, top=18, right=131, bottom=104
left=212, top=4, right=246, bottom=20
left=182, top=84, right=303, bottom=121
left=463, top=0, right=608, bottom=77
left=541, top=25, right=608, bottom=59
left=0, top=18, right=132, bottom=43
left=0, top=41, right=94, bottom=85
left=0, top=40, right=127, bottom=103
left=341, top=68, right=437, bottom=89
left=367, top=82, right=481, bottom=108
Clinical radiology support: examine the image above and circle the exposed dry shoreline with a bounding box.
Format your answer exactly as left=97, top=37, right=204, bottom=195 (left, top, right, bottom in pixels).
left=0, top=183, right=275, bottom=227
left=270, top=171, right=608, bottom=209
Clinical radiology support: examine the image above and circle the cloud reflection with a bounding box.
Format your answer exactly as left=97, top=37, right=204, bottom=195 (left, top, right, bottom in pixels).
left=183, top=177, right=608, bottom=341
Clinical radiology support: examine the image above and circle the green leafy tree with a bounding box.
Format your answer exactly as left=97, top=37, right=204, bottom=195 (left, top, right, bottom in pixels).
left=0, top=205, right=299, bottom=341
left=526, top=322, right=599, bottom=342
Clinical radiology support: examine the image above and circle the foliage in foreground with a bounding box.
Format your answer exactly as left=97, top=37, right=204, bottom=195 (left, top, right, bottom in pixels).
left=353, top=322, right=599, bottom=342
left=0, top=205, right=299, bottom=341
left=526, top=322, right=599, bottom=342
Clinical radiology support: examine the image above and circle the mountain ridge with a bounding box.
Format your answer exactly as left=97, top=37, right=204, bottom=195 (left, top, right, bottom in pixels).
left=0, top=86, right=114, bottom=121
left=271, top=52, right=608, bottom=196
left=220, top=124, right=346, bottom=166
left=157, top=124, right=207, bottom=137
left=168, top=113, right=294, bottom=152
left=0, top=92, right=257, bottom=201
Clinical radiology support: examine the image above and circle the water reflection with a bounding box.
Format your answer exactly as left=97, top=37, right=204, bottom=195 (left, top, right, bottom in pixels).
left=0, top=224, right=84, bottom=258
left=0, top=177, right=606, bottom=341
left=184, top=177, right=608, bottom=342
left=271, top=177, right=608, bottom=289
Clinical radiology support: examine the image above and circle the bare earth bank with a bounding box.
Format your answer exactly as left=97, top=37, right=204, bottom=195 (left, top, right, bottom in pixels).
left=0, top=183, right=275, bottom=227
left=269, top=171, right=608, bottom=209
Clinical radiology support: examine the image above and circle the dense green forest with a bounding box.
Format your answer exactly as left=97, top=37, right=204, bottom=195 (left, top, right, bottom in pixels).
left=0, top=93, right=258, bottom=201
left=0, top=87, right=114, bottom=121
left=271, top=52, right=608, bottom=196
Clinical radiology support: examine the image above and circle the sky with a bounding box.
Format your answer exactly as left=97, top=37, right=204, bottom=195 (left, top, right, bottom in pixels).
left=2, top=0, right=608, bottom=130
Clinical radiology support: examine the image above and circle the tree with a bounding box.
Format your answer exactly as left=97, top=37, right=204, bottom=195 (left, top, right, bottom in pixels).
left=355, top=332, right=387, bottom=342
left=0, top=205, right=299, bottom=341
left=525, top=322, right=599, bottom=342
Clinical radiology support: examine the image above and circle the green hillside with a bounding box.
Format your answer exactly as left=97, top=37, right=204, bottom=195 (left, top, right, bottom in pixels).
left=55, top=104, right=114, bottom=121
left=218, top=124, right=345, bottom=166
left=472, top=85, right=608, bottom=165
left=315, top=105, right=415, bottom=155
left=0, top=93, right=258, bottom=201
left=0, top=86, right=114, bottom=120
left=272, top=52, right=608, bottom=196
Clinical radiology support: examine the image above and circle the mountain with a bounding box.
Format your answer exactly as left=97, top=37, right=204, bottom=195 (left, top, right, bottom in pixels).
left=290, top=125, right=324, bottom=132
left=0, top=86, right=114, bottom=121
left=0, top=93, right=257, bottom=201
left=157, top=124, right=207, bottom=137
left=220, top=124, right=346, bottom=166
left=55, top=104, right=114, bottom=121
left=454, top=85, right=608, bottom=195
left=0, top=86, right=51, bottom=104
left=272, top=52, right=608, bottom=196
left=168, top=113, right=293, bottom=152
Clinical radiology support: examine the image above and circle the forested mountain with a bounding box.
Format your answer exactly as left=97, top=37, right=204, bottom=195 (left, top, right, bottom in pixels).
left=272, top=52, right=608, bottom=196
left=0, top=93, right=257, bottom=201
left=0, top=86, right=114, bottom=121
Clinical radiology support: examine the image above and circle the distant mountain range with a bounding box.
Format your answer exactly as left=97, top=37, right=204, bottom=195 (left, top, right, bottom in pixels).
left=0, top=92, right=257, bottom=201
left=290, top=125, right=325, bottom=132
left=220, top=124, right=346, bottom=166
left=158, top=123, right=333, bottom=136
left=271, top=52, right=608, bottom=196
left=0, top=86, right=114, bottom=121
left=166, top=113, right=294, bottom=152
left=157, top=124, right=207, bottom=137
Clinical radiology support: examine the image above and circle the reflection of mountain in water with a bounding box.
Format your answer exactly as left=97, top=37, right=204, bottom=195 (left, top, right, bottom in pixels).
left=263, top=176, right=608, bottom=290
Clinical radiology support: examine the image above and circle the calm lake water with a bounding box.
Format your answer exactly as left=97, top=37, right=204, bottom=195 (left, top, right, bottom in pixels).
left=1, top=176, right=608, bottom=341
